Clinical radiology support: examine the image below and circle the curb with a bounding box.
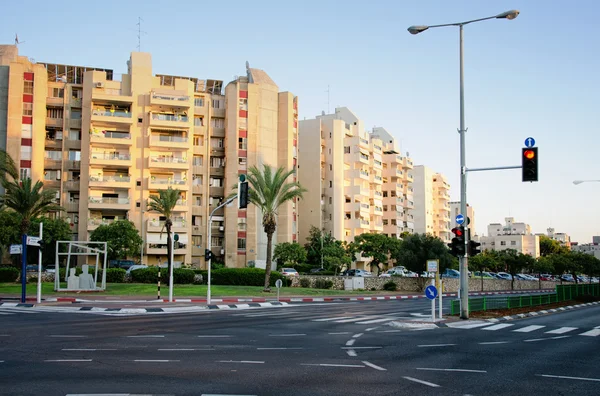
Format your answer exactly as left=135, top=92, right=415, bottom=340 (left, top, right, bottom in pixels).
left=482, top=301, right=600, bottom=323
left=35, top=289, right=554, bottom=304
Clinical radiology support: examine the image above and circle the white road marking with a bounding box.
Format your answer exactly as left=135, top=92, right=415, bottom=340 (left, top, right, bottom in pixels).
left=313, top=316, right=353, bottom=322
left=256, top=347, right=303, bottom=350
left=482, top=323, right=514, bottom=331
left=328, top=332, right=351, bottom=335
left=346, top=349, right=357, bottom=357
left=48, top=335, right=86, bottom=338
left=537, top=374, right=600, bottom=382
left=301, top=363, right=365, bottom=368
left=62, top=349, right=117, bottom=351
left=268, top=333, right=306, bottom=337
left=402, top=376, right=441, bottom=387
left=158, top=348, right=215, bottom=351
left=341, top=347, right=382, bottom=350
left=417, top=344, right=456, bottom=348
left=449, top=322, right=493, bottom=329
left=524, top=335, right=570, bottom=342
left=218, top=360, right=264, bottom=364
left=363, top=361, right=387, bottom=371
left=0, top=360, right=4, bottom=363
left=377, top=330, right=403, bottom=333
left=352, top=333, right=364, bottom=338
left=356, top=317, right=398, bottom=324
left=134, top=360, right=180, bottom=362
left=365, top=327, right=380, bottom=332
left=416, top=367, right=487, bottom=373
left=127, top=335, right=165, bottom=338
left=346, top=339, right=356, bottom=346
left=545, top=327, right=578, bottom=334
left=197, top=335, right=231, bottom=338
left=0, top=312, right=14, bottom=315
left=201, top=394, right=257, bottom=396
left=579, top=329, right=600, bottom=337
left=479, top=341, right=511, bottom=345
left=45, top=359, right=92, bottom=362
left=334, top=316, right=381, bottom=323
left=513, top=325, right=546, bottom=333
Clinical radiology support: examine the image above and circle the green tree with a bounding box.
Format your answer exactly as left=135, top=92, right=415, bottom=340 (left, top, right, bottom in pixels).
left=90, top=220, right=143, bottom=262
left=0, top=148, right=18, bottom=187
left=539, top=235, right=568, bottom=257
left=273, top=242, right=307, bottom=268
left=469, top=252, right=499, bottom=291
left=394, top=233, right=454, bottom=276
left=0, top=211, right=20, bottom=263
left=534, top=256, right=555, bottom=289
left=353, top=233, right=397, bottom=274
left=30, top=217, right=71, bottom=266
left=239, top=165, right=306, bottom=291
left=304, top=226, right=335, bottom=268
left=493, top=249, right=535, bottom=290
left=323, top=240, right=353, bottom=274
left=579, top=254, right=600, bottom=282
left=147, top=187, right=180, bottom=277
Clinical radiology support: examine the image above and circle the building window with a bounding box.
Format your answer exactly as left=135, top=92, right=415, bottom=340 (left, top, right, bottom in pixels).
left=211, top=99, right=223, bottom=109
left=50, top=88, right=64, bottom=98
left=329, top=197, right=332, bottom=204
left=238, top=137, right=247, bottom=150
left=344, top=146, right=350, bottom=154
left=194, top=117, right=204, bottom=127
left=22, top=103, right=33, bottom=116
left=194, top=97, right=204, bottom=107
left=238, top=218, right=247, bottom=230
left=193, top=156, right=203, bottom=166
left=72, top=89, right=82, bottom=99
left=329, top=181, right=332, bottom=188
left=238, top=157, right=247, bottom=166
left=210, top=118, right=225, bottom=128
left=71, top=110, right=81, bottom=120
left=500, top=241, right=506, bottom=246
left=68, top=150, right=81, bottom=161
left=20, top=168, right=30, bottom=180
left=237, top=238, right=246, bottom=249
left=511, top=241, right=517, bottom=246
left=23, top=80, right=33, bottom=94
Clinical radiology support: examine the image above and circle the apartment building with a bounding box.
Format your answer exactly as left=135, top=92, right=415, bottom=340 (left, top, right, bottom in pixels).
left=412, top=165, right=451, bottom=242
left=545, top=227, right=571, bottom=249
left=0, top=45, right=297, bottom=269
left=298, top=107, right=414, bottom=267
left=479, top=217, right=540, bottom=257
left=449, top=201, right=476, bottom=235
left=488, top=217, right=530, bottom=236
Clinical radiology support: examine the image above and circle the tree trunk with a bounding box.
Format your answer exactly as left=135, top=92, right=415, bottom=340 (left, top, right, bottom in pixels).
left=166, top=224, right=172, bottom=282
left=263, top=231, right=273, bottom=292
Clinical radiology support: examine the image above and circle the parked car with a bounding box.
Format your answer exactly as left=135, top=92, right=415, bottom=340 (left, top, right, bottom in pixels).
left=280, top=268, right=299, bottom=277
left=109, top=260, right=136, bottom=270
left=441, top=269, right=460, bottom=278
left=379, top=267, right=407, bottom=278
left=472, top=271, right=493, bottom=279
left=341, top=269, right=373, bottom=277
left=495, top=272, right=513, bottom=280
left=309, top=268, right=327, bottom=274
left=126, top=265, right=148, bottom=275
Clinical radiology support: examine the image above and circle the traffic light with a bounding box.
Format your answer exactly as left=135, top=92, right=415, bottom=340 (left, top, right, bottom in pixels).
left=448, top=226, right=466, bottom=257
left=37, top=240, right=45, bottom=250
left=522, top=147, right=538, bottom=182
left=238, top=174, right=249, bottom=209
left=469, top=240, right=481, bottom=257
left=204, top=248, right=213, bottom=261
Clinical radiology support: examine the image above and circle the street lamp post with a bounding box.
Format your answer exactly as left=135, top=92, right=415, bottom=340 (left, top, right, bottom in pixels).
left=408, top=10, right=519, bottom=320
left=573, top=180, right=600, bottom=185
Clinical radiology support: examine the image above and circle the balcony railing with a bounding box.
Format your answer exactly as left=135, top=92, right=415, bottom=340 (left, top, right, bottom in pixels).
left=150, top=135, right=189, bottom=144
left=92, top=110, right=132, bottom=118
left=152, top=114, right=188, bottom=122
left=148, top=220, right=187, bottom=228
left=150, top=178, right=187, bottom=186
left=152, top=93, right=190, bottom=102
left=88, top=197, right=130, bottom=204
left=89, top=175, right=131, bottom=183
left=88, top=218, right=116, bottom=226
left=149, top=156, right=188, bottom=164
left=93, top=131, right=131, bottom=140
left=90, top=153, right=131, bottom=161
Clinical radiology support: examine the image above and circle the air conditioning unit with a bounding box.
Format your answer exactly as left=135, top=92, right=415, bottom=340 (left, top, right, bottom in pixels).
left=94, top=82, right=104, bottom=88
left=219, top=226, right=224, bottom=231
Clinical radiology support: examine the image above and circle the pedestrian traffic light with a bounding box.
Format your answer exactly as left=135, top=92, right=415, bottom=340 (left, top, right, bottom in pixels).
left=37, top=240, right=45, bottom=250
left=238, top=175, right=249, bottom=209
left=469, top=240, right=481, bottom=257
left=522, top=147, right=538, bottom=182
left=204, top=248, right=213, bottom=261
left=448, top=226, right=466, bottom=257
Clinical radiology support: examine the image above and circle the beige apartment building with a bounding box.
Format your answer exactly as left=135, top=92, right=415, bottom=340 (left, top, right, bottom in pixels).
left=412, top=165, right=451, bottom=242
left=298, top=107, right=414, bottom=268
left=478, top=217, right=540, bottom=257
left=449, top=201, right=476, bottom=235
left=0, top=45, right=298, bottom=268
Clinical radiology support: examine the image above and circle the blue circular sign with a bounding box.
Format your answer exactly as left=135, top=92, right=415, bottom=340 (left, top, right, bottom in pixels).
left=425, top=285, right=438, bottom=300
left=455, top=214, right=465, bottom=225
left=524, top=137, right=535, bottom=148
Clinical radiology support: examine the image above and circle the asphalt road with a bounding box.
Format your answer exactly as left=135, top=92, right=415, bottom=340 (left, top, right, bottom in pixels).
left=1, top=299, right=599, bottom=396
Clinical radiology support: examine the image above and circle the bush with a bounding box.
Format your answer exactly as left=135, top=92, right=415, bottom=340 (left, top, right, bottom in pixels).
left=290, top=264, right=312, bottom=274
left=300, top=278, right=311, bottom=288
left=173, top=268, right=195, bottom=284
left=315, top=279, right=333, bottom=289
left=211, top=268, right=284, bottom=287
left=383, top=281, right=397, bottom=291
left=129, top=267, right=195, bottom=284
left=105, top=268, right=126, bottom=283
left=0, top=267, right=20, bottom=282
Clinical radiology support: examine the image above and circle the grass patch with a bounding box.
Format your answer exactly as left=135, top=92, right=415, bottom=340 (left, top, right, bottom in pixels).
left=0, top=282, right=391, bottom=297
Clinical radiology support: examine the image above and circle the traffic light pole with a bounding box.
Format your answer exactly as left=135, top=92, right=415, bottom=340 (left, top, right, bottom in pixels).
left=206, top=195, right=236, bottom=305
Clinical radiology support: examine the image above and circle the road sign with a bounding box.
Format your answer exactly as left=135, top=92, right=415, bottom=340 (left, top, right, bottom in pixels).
left=425, top=285, right=438, bottom=300
left=455, top=214, right=465, bottom=225
left=275, top=279, right=283, bottom=288
left=524, top=137, right=535, bottom=148
left=10, top=244, right=22, bottom=255
left=426, top=259, right=439, bottom=273
left=26, top=236, right=41, bottom=247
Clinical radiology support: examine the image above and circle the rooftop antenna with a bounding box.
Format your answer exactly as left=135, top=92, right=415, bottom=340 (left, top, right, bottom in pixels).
left=326, top=85, right=330, bottom=113
left=15, top=33, right=25, bottom=47
left=136, top=17, right=147, bottom=51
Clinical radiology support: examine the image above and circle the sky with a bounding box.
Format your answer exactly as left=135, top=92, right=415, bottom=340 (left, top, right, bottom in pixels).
left=2, top=0, right=599, bottom=242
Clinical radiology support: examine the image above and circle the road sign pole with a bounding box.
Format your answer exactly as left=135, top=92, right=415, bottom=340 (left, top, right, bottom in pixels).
left=37, top=223, right=43, bottom=304
left=431, top=279, right=435, bottom=322
left=21, top=234, right=27, bottom=303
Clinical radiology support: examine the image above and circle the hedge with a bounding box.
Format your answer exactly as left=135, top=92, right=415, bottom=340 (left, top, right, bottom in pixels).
left=211, top=268, right=285, bottom=287
left=105, top=268, right=126, bottom=283
left=129, top=267, right=195, bottom=284
left=0, top=267, right=19, bottom=282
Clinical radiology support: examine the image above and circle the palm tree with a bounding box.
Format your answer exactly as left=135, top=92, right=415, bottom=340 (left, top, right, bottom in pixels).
left=147, top=187, right=180, bottom=277
left=244, top=165, right=306, bottom=291
left=0, top=148, right=18, bottom=193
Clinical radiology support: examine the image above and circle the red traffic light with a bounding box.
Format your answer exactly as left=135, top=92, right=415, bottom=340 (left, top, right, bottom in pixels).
left=451, top=227, right=463, bottom=237
left=524, top=149, right=535, bottom=160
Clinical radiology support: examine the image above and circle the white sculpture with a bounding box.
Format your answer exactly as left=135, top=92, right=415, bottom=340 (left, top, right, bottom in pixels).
left=67, top=268, right=79, bottom=290
left=78, top=264, right=95, bottom=290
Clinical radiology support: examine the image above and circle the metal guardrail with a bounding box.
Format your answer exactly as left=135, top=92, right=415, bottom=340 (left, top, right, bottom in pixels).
left=450, top=284, right=600, bottom=315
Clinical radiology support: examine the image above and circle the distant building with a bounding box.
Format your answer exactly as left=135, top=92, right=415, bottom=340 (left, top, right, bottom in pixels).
left=479, top=217, right=539, bottom=257
left=412, top=166, right=451, bottom=243
left=449, top=201, right=475, bottom=235
left=571, top=244, right=600, bottom=260
left=545, top=227, right=571, bottom=249
left=593, top=236, right=600, bottom=245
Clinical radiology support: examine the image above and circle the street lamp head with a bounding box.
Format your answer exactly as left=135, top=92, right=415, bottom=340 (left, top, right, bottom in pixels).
left=573, top=180, right=584, bottom=185
left=407, top=25, right=429, bottom=35
left=496, top=10, right=520, bottom=20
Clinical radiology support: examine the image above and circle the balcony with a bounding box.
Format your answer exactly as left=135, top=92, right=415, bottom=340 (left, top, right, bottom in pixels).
left=71, top=98, right=82, bottom=108
left=148, top=177, right=189, bottom=191
left=90, top=131, right=132, bottom=146
left=64, top=180, right=80, bottom=191
left=88, top=197, right=130, bottom=210
left=92, top=87, right=133, bottom=103
left=211, top=127, right=225, bottom=138
left=209, top=186, right=224, bottom=196
left=402, top=157, right=413, bottom=169
left=208, top=205, right=224, bottom=217
left=174, top=199, right=189, bottom=212
left=70, top=119, right=82, bottom=129
left=195, top=104, right=207, bottom=117
left=88, top=175, right=131, bottom=187
left=44, top=138, right=62, bottom=149
left=212, top=107, right=225, bottom=118
left=64, top=138, right=81, bottom=150
left=194, top=125, right=207, bottom=135
left=209, top=146, right=225, bottom=155
left=192, top=246, right=203, bottom=256
left=344, top=185, right=370, bottom=198
left=149, top=113, right=189, bottom=129
left=87, top=218, right=117, bottom=231
left=347, top=202, right=370, bottom=214
left=44, top=180, right=60, bottom=189
left=64, top=202, right=80, bottom=212
left=209, top=166, right=225, bottom=177
left=44, top=158, right=62, bottom=169
left=192, top=164, right=204, bottom=174
left=358, top=137, right=369, bottom=149
left=193, top=146, right=205, bottom=155
left=46, top=117, right=63, bottom=128
left=66, top=160, right=80, bottom=170
left=149, top=135, right=189, bottom=149
left=91, top=109, right=133, bottom=125
left=146, top=219, right=187, bottom=233
left=405, top=173, right=414, bottom=182
left=354, top=169, right=370, bottom=181
left=148, top=156, right=189, bottom=170
left=192, top=206, right=203, bottom=216
left=90, top=153, right=132, bottom=167
left=192, top=225, right=202, bottom=235
left=150, top=91, right=190, bottom=108
left=46, top=96, right=64, bottom=107
left=372, top=175, right=383, bottom=185
left=372, top=222, right=384, bottom=232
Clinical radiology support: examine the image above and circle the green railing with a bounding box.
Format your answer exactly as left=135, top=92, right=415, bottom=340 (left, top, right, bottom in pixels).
left=450, top=283, right=600, bottom=315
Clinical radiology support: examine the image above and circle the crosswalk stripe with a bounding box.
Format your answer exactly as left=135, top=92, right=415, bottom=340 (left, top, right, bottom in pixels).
left=579, top=329, right=600, bottom=337
left=312, top=316, right=353, bottom=322
left=0, top=312, right=14, bottom=315
left=0, top=308, right=39, bottom=314
left=449, top=322, right=492, bottom=329
left=356, top=317, right=399, bottom=324
left=513, top=325, right=546, bottom=333
left=545, top=327, right=578, bottom=334
left=482, top=323, right=514, bottom=331
left=334, top=316, right=381, bottom=323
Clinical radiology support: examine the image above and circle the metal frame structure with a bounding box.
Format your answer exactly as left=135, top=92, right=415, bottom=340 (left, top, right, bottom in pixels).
left=54, top=241, right=108, bottom=291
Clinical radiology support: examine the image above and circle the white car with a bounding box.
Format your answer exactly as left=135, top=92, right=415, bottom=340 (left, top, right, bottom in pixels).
left=280, top=268, right=299, bottom=277
left=126, top=265, right=148, bottom=275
